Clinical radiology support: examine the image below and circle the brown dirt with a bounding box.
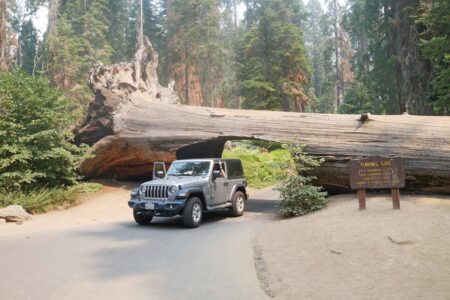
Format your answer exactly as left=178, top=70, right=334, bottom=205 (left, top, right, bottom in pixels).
left=0, top=180, right=136, bottom=236
left=256, top=194, right=450, bottom=300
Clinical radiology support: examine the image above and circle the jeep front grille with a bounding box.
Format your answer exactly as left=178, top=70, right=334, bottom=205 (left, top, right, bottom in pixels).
left=144, top=185, right=169, bottom=200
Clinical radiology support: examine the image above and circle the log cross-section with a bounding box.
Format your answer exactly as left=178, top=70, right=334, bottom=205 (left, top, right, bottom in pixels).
left=74, top=39, right=450, bottom=194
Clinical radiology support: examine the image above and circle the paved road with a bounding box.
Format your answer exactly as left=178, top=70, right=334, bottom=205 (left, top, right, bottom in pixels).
left=0, top=185, right=280, bottom=300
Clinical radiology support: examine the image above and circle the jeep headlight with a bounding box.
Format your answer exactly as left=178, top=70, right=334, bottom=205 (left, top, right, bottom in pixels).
left=139, top=185, right=146, bottom=194
left=168, top=185, right=178, bottom=194
left=131, top=188, right=139, bottom=197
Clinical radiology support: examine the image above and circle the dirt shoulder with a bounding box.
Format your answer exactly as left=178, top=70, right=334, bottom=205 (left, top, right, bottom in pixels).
left=0, top=181, right=137, bottom=236
left=256, top=194, right=450, bottom=300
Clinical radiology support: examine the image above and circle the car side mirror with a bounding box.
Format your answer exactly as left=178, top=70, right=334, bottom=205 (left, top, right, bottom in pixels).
left=153, top=162, right=166, bottom=179
left=212, top=170, right=221, bottom=179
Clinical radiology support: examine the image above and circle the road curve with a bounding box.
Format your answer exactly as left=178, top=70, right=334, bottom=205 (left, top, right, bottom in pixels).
left=0, top=183, right=280, bottom=300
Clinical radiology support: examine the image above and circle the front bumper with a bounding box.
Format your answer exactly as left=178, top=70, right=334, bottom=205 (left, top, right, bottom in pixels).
left=128, top=198, right=186, bottom=217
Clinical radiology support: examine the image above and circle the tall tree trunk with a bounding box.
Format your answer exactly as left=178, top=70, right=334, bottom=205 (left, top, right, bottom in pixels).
left=233, top=0, right=238, bottom=38
left=0, top=0, right=11, bottom=71
left=391, top=0, right=434, bottom=115
left=167, top=0, right=204, bottom=106
left=46, top=0, right=60, bottom=86
left=135, top=0, right=144, bottom=87
left=333, top=0, right=341, bottom=111
left=47, top=0, right=60, bottom=41
left=137, top=0, right=143, bottom=48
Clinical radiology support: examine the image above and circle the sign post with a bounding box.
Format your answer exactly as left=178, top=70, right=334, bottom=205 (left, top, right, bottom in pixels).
left=349, top=156, right=405, bottom=210
left=357, top=189, right=366, bottom=210
left=391, top=188, right=400, bottom=210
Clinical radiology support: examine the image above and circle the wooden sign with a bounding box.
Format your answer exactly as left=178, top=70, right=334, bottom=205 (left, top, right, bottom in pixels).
left=349, top=156, right=405, bottom=189
left=349, top=156, right=405, bottom=210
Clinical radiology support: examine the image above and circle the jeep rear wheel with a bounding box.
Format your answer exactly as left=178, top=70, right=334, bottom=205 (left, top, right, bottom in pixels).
left=182, top=197, right=203, bottom=228
left=230, top=191, right=245, bottom=217
left=133, top=209, right=153, bottom=225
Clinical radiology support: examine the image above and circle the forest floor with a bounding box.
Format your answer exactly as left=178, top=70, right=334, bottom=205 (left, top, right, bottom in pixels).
left=256, top=194, right=450, bottom=300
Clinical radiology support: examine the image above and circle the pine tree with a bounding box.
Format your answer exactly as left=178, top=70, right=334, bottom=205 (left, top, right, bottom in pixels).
left=144, top=0, right=168, bottom=85
left=417, top=0, right=450, bottom=115
left=167, top=0, right=224, bottom=107
left=304, top=0, right=334, bottom=113
left=46, top=0, right=113, bottom=88
left=107, top=0, right=129, bottom=63
left=220, top=0, right=240, bottom=108
left=18, top=19, right=38, bottom=74
left=47, top=16, right=81, bottom=89
left=238, top=0, right=311, bottom=112
left=343, top=0, right=436, bottom=115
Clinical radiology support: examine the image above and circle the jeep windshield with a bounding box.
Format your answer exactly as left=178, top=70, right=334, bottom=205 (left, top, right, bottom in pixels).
left=167, top=161, right=211, bottom=176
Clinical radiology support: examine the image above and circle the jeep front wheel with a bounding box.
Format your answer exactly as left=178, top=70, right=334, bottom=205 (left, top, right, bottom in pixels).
left=230, top=191, right=245, bottom=217
left=133, top=209, right=153, bottom=225
left=183, top=197, right=203, bottom=228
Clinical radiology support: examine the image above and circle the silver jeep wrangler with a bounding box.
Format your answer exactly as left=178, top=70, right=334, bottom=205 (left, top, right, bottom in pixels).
left=128, top=158, right=248, bottom=228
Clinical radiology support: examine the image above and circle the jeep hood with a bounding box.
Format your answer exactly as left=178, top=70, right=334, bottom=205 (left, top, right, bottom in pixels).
left=141, top=176, right=208, bottom=188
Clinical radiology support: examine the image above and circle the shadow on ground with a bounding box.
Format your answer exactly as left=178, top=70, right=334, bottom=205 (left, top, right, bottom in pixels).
left=246, top=198, right=279, bottom=214
left=71, top=191, right=281, bottom=282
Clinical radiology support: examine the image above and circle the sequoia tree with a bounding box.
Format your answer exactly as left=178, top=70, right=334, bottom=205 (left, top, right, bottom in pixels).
left=237, top=0, right=311, bottom=112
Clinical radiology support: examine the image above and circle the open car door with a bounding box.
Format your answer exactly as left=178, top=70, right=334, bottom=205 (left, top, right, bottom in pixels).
left=153, top=162, right=166, bottom=179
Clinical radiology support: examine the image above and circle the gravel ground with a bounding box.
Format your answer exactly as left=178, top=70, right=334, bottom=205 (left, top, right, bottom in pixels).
left=255, top=194, right=450, bottom=300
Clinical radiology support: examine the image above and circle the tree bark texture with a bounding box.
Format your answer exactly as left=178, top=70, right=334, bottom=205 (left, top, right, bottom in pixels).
left=391, top=0, right=434, bottom=115
left=47, top=0, right=60, bottom=40
left=0, top=0, right=8, bottom=71
left=75, top=40, right=450, bottom=194
left=166, top=0, right=204, bottom=107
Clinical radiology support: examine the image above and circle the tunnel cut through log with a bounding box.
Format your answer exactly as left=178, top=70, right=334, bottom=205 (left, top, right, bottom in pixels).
left=74, top=37, right=450, bottom=194
left=176, top=138, right=229, bottom=160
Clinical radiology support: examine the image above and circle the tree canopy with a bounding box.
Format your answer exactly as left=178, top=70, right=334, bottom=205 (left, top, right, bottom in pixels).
left=0, top=0, right=448, bottom=115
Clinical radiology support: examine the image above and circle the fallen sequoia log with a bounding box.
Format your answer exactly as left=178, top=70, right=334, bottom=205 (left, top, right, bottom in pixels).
left=74, top=38, right=450, bottom=194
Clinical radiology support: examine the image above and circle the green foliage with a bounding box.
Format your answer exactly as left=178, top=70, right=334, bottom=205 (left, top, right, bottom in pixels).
left=223, top=145, right=294, bottom=189
left=0, top=71, right=88, bottom=192
left=237, top=0, right=311, bottom=111
left=342, top=0, right=399, bottom=115
left=18, top=19, right=38, bottom=74
left=125, top=0, right=168, bottom=83
left=46, top=0, right=113, bottom=90
left=304, top=0, right=335, bottom=113
left=418, top=0, right=450, bottom=115
left=107, top=0, right=130, bottom=63
left=47, top=16, right=82, bottom=89
left=247, top=140, right=283, bottom=151
left=338, top=81, right=385, bottom=114
left=278, top=144, right=327, bottom=217
left=0, top=183, right=103, bottom=214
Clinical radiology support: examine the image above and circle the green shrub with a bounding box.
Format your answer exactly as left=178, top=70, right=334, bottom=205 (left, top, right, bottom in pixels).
left=0, top=71, right=88, bottom=192
left=0, top=183, right=103, bottom=214
left=223, top=145, right=294, bottom=188
left=278, top=144, right=327, bottom=217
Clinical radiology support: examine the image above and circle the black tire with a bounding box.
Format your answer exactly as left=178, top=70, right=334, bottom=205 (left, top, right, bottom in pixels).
left=133, top=209, right=153, bottom=225
left=182, top=197, right=203, bottom=228
left=230, top=191, right=245, bottom=217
